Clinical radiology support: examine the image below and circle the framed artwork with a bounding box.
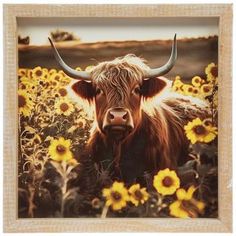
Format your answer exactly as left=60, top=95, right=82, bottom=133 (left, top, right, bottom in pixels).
left=3, top=4, right=232, bottom=232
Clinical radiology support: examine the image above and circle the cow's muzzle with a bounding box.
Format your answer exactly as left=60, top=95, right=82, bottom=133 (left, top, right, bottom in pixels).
left=102, top=107, right=134, bottom=140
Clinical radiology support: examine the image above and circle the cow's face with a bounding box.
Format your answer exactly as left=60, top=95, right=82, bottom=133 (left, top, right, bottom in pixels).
left=49, top=35, right=176, bottom=142
left=72, top=56, right=168, bottom=142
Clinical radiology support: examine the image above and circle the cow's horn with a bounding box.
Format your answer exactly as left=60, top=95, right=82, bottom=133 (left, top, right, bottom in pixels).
left=146, top=34, right=177, bottom=78
left=48, top=37, right=91, bottom=81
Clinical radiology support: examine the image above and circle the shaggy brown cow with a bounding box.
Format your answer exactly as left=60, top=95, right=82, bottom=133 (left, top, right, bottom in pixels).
left=49, top=36, right=208, bottom=184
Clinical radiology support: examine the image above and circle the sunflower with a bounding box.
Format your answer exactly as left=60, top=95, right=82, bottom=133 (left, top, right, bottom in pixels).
left=43, top=68, right=49, bottom=78
left=19, top=77, right=32, bottom=90
left=18, top=68, right=27, bottom=78
left=50, top=72, right=64, bottom=82
left=48, top=137, right=73, bottom=162
left=85, top=65, right=95, bottom=72
left=75, top=66, right=82, bottom=71
left=202, top=119, right=218, bottom=133
left=49, top=68, right=57, bottom=75
left=205, top=63, right=218, bottom=83
left=169, top=186, right=205, bottom=218
left=27, top=69, right=33, bottom=79
left=172, top=76, right=184, bottom=93
left=182, top=84, right=194, bottom=96
left=55, top=98, right=75, bottom=116
left=18, top=89, right=34, bottom=117
left=54, top=71, right=72, bottom=85
left=184, top=118, right=217, bottom=144
left=58, top=70, right=67, bottom=76
left=172, top=75, right=183, bottom=85
left=102, top=181, right=129, bottom=211
left=172, top=84, right=183, bottom=94
left=153, top=168, right=180, bottom=196
left=32, top=66, right=47, bottom=79
left=191, top=76, right=202, bottom=87
left=60, top=76, right=72, bottom=85
left=91, top=197, right=102, bottom=209
left=128, top=184, right=149, bottom=206
left=20, top=76, right=38, bottom=92
left=56, top=87, right=68, bottom=97
left=169, top=200, right=189, bottom=218
left=20, top=75, right=37, bottom=85
left=200, top=84, right=213, bottom=98
left=77, top=117, right=87, bottom=128
left=44, top=76, right=60, bottom=89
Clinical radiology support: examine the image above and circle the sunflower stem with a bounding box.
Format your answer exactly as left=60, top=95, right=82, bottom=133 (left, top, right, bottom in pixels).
left=60, top=161, right=68, bottom=217
left=101, top=205, right=109, bottom=218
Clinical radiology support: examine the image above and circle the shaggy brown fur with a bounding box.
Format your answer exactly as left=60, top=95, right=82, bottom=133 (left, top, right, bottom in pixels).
left=71, top=54, right=210, bottom=184
left=86, top=95, right=208, bottom=184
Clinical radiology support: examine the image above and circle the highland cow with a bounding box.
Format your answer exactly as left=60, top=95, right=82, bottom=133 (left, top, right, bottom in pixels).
left=49, top=36, right=208, bottom=184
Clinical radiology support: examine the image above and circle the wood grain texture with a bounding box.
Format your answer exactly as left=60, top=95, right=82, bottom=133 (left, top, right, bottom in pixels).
left=3, top=4, right=232, bottom=233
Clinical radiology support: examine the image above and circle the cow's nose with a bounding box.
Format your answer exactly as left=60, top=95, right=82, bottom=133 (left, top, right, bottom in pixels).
left=109, top=109, right=128, bottom=125
left=103, top=107, right=134, bottom=132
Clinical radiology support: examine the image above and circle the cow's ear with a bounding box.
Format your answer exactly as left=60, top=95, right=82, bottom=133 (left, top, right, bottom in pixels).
left=71, top=81, right=95, bottom=102
left=141, top=76, right=169, bottom=98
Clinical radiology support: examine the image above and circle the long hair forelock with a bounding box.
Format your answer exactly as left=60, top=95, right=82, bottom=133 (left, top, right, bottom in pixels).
left=90, top=55, right=150, bottom=104
left=91, top=55, right=149, bottom=84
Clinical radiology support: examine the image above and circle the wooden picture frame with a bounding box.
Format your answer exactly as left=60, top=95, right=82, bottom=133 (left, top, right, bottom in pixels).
left=3, top=4, right=232, bottom=232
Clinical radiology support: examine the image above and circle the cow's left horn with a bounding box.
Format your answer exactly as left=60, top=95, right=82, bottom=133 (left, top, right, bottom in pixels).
left=146, top=34, right=177, bottom=78
left=48, top=37, right=91, bottom=81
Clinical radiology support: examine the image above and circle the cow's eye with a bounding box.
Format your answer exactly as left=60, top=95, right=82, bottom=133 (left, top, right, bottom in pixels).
left=132, top=87, right=141, bottom=95
left=95, top=88, right=103, bottom=95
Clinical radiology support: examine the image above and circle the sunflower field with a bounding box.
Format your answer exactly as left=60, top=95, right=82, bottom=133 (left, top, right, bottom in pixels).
left=18, top=63, right=218, bottom=218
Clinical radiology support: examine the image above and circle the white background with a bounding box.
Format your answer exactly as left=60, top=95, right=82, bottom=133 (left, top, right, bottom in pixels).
left=0, top=0, right=235, bottom=236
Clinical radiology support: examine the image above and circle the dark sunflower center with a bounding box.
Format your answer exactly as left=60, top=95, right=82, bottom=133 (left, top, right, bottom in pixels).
left=193, top=125, right=207, bottom=135
left=55, top=75, right=60, bottom=81
left=194, top=79, right=199, bottom=83
left=211, top=66, right=218, bottom=77
left=36, top=70, right=42, bottom=77
left=56, top=144, right=66, bottom=153
left=21, top=84, right=26, bottom=89
left=134, top=190, right=143, bottom=200
left=203, top=87, right=210, bottom=93
left=188, top=87, right=193, bottom=92
left=60, top=103, right=69, bottom=112
left=193, top=89, right=198, bottom=94
left=18, top=95, right=26, bottom=108
left=59, top=88, right=67, bottom=96
left=111, top=191, right=122, bottom=201
left=162, top=176, right=173, bottom=187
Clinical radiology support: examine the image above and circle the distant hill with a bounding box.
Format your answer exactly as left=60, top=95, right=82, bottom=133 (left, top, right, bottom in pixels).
left=18, top=36, right=218, bottom=81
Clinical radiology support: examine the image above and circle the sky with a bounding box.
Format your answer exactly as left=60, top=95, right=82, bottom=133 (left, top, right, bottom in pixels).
left=18, top=17, right=218, bottom=45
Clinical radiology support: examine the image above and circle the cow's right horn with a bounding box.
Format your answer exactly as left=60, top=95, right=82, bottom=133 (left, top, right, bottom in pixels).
left=48, top=37, right=91, bottom=81
left=146, top=34, right=177, bottom=78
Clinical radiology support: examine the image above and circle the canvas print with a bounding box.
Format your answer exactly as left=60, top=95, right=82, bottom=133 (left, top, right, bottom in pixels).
left=18, top=17, right=218, bottom=218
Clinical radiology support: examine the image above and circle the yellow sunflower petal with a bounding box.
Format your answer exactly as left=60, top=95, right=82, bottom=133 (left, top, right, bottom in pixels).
left=185, top=186, right=196, bottom=200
